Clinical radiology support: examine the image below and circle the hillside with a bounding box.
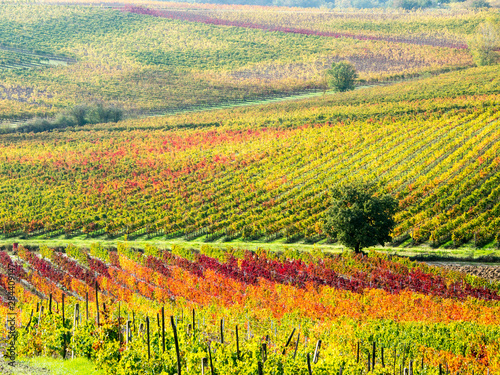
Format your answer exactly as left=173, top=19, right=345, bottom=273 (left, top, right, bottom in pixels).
left=0, top=2, right=485, bottom=123
left=2, top=3, right=500, bottom=375
left=0, top=2, right=498, bottom=248
left=0, top=63, right=499, bottom=249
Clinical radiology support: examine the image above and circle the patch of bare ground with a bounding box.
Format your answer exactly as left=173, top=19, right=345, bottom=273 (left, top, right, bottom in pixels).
left=0, top=359, right=52, bottom=375
left=440, top=264, right=500, bottom=282
left=0, top=45, right=77, bottom=64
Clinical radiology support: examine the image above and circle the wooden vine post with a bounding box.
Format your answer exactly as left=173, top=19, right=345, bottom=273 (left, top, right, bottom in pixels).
left=61, top=293, right=66, bottom=359
left=235, top=324, right=240, bottom=360
left=313, top=340, right=321, bottom=363
left=306, top=353, right=313, bottom=375
left=62, top=293, right=65, bottom=324
left=372, top=341, right=376, bottom=369
left=71, top=303, right=80, bottom=359
left=73, top=303, right=80, bottom=328
left=208, top=344, right=215, bottom=375
left=261, top=342, right=267, bottom=362
left=201, top=357, right=208, bottom=375
left=258, top=361, right=263, bottom=375
left=293, top=332, right=300, bottom=359
left=161, top=306, right=165, bottom=353
left=85, top=292, right=89, bottom=321
left=25, top=309, right=33, bottom=331
left=146, top=316, right=150, bottom=360
left=95, top=281, right=99, bottom=326
left=126, top=320, right=131, bottom=345
left=192, top=308, right=195, bottom=339
left=49, top=293, right=52, bottom=314
left=220, top=319, right=224, bottom=344
left=282, top=328, right=295, bottom=354
left=171, top=315, right=182, bottom=375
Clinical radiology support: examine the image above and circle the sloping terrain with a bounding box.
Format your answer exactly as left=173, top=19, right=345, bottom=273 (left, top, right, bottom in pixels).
left=0, top=2, right=476, bottom=122
left=0, top=65, right=499, bottom=247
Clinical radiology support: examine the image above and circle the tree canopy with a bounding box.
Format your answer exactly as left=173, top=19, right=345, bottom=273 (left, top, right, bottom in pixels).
left=326, top=61, right=358, bottom=93
left=323, top=181, right=398, bottom=253
left=469, top=21, right=499, bottom=66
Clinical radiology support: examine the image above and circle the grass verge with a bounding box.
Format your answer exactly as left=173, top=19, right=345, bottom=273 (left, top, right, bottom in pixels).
left=1, top=236, right=499, bottom=262
left=0, top=357, right=101, bottom=375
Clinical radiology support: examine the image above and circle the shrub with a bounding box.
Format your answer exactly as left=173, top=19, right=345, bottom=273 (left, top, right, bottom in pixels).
left=326, top=61, right=358, bottom=93
left=469, top=22, right=499, bottom=66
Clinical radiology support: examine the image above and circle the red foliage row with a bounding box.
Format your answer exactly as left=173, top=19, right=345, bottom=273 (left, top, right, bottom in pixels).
left=145, top=255, right=170, bottom=278
left=88, top=257, right=110, bottom=278
left=323, top=254, right=500, bottom=300
left=21, top=251, right=67, bottom=285
left=0, top=251, right=26, bottom=279
left=236, top=252, right=367, bottom=293
left=52, top=252, right=96, bottom=286
left=161, top=250, right=500, bottom=301
left=197, top=254, right=254, bottom=283
left=163, top=252, right=203, bottom=277
left=122, top=6, right=468, bottom=50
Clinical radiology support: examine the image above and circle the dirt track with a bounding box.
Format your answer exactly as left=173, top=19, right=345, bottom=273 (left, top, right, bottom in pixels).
left=435, top=264, right=500, bottom=282
left=0, top=359, right=51, bottom=375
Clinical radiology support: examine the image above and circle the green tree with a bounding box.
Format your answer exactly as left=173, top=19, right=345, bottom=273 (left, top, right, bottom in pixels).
left=69, top=104, right=88, bottom=126
left=323, top=181, right=398, bottom=253
left=469, top=21, right=499, bottom=66
left=326, top=61, right=358, bottom=92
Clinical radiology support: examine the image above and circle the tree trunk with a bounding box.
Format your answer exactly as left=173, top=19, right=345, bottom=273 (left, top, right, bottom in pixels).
left=354, top=242, right=361, bottom=253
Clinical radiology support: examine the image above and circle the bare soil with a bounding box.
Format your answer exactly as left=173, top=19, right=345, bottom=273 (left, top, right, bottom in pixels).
left=0, top=359, right=51, bottom=375
left=433, top=263, right=500, bottom=282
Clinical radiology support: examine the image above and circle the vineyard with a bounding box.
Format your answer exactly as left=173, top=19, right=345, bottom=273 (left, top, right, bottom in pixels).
left=120, top=5, right=475, bottom=49
left=1, top=244, right=500, bottom=374
left=157, top=6, right=493, bottom=47
left=0, top=2, right=482, bottom=122
left=0, top=62, right=499, bottom=247
left=1, top=2, right=500, bottom=373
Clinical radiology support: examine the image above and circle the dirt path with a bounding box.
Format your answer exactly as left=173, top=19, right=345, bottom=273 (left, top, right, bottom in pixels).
left=0, top=359, right=52, bottom=375
left=429, top=263, right=500, bottom=282
left=0, top=45, right=77, bottom=63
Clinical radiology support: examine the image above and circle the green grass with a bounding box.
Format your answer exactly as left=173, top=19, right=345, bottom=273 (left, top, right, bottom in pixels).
left=2, top=236, right=499, bottom=261
left=0, top=357, right=101, bottom=375
left=27, top=357, right=102, bottom=375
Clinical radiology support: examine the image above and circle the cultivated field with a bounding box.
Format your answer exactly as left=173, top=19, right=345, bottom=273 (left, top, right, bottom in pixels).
left=1, top=245, right=500, bottom=373
left=0, top=3, right=484, bottom=122
left=1, top=65, right=499, bottom=248
left=1, top=1, right=500, bottom=374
